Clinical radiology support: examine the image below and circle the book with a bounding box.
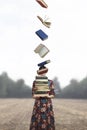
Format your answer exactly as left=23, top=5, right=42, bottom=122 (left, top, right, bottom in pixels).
left=38, top=60, right=50, bottom=67
left=34, top=91, right=49, bottom=97
left=34, top=91, right=48, bottom=94
left=35, top=29, right=48, bottom=41
left=35, top=84, right=48, bottom=86
left=34, top=44, right=49, bottom=58
left=36, top=89, right=50, bottom=92
left=36, top=86, right=49, bottom=89
left=36, top=75, right=48, bottom=79
left=33, top=93, right=49, bottom=97
left=35, top=79, right=48, bottom=82
left=37, top=67, right=48, bottom=75
left=36, top=0, right=48, bottom=8
left=37, top=16, right=51, bottom=28
left=35, top=81, right=48, bottom=84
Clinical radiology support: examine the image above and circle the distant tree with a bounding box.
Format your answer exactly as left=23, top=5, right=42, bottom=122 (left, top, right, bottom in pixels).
left=61, top=79, right=79, bottom=98
left=0, top=72, right=32, bottom=98
left=53, top=77, right=61, bottom=98
left=61, top=78, right=87, bottom=99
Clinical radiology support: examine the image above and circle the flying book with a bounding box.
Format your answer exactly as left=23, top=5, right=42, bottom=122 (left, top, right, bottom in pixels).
left=35, top=29, right=48, bottom=41
left=34, top=44, right=49, bottom=58
left=37, top=16, right=51, bottom=28
left=36, top=0, right=48, bottom=8
left=38, top=60, right=51, bottom=67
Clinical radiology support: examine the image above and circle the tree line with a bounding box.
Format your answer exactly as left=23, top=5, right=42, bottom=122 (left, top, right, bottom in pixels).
left=0, top=72, right=32, bottom=98
left=0, top=72, right=87, bottom=98
left=59, top=77, right=87, bottom=99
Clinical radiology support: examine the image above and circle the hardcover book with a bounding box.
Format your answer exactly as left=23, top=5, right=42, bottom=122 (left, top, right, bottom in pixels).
left=37, top=16, right=51, bottom=28
left=37, top=67, right=48, bottom=75
left=36, top=0, right=48, bottom=8
left=34, top=44, right=49, bottom=58
left=36, top=75, right=48, bottom=79
left=35, top=29, right=48, bottom=41
left=38, top=60, right=50, bottom=67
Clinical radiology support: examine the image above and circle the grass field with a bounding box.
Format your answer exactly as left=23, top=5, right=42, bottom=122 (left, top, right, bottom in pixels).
left=0, top=99, right=87, bottom=130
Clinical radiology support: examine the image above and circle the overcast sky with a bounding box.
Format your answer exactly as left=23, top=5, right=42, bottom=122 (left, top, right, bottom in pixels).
left=0, top=0, right=87, bottom=87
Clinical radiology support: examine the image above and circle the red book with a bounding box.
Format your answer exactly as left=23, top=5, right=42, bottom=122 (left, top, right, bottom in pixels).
left=36, top=0, right=48, bottom=8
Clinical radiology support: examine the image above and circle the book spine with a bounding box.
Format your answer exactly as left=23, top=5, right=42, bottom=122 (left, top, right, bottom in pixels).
left=36, top=76, right=48, bottom=79
left=35, top=84, right=48, bottom=86
left=35, top=81, right=48, bottom=84
left=34, top=94, right=49, bottom=97
left=36, top=89, right=50, bottom=91
left=35, top=78, right=48, bottom=81
left=35, top=91, right=48, bottom=94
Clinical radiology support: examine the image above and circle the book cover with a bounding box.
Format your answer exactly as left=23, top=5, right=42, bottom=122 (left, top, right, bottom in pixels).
left=34, top=44, right=49, bottom=58
left=37, top=67, right=48, bottom=75
left=37, top=60, right=50, bottom=67
left=35, top=29, right=48, bottom=41
left=36, top=0, right=48, bottom=8
left=37, top=16, right=51, bottom=28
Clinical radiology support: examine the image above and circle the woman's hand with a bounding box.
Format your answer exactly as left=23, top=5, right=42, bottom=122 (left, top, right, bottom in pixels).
left=46, top=95, right=54, bottom=98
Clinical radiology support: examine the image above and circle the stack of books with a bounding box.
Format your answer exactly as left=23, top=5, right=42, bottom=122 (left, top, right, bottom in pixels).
left=34, top=76, right=50, bottom=97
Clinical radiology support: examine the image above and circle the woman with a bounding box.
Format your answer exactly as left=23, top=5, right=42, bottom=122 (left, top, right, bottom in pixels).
left=29, top=72, right=55, bottom=130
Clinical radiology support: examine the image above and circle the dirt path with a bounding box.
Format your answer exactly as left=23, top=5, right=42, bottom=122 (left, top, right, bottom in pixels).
left=0, top=99, right=87, bottom=130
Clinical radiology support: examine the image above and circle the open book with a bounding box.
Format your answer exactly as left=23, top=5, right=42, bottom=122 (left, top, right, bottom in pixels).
left=34, top=44, right=49, bottom=58
left=37, top=16, right=51, bottom=28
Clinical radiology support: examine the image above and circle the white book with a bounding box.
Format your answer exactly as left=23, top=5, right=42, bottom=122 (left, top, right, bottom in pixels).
left=34, top=44, right=49, bottom=58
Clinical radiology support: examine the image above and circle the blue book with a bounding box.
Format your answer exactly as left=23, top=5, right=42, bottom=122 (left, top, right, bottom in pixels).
left=35, top=29, right=48, bottom=41
left=38, top=60, right=50, bottom=67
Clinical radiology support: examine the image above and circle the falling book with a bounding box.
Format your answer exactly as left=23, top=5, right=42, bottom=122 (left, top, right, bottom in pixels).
left=37, top=16, right=51, bottom=28
left=36, top=0, right=48, bottom=8
left=35, top=29, right=48, bottom=41
left=34, top=44, right=49, bottom=58
left=38, top=60, right=51, bottom=67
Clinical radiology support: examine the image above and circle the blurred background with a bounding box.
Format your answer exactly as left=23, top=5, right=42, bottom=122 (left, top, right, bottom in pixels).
left=0, top=0, right=87, bottom=98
